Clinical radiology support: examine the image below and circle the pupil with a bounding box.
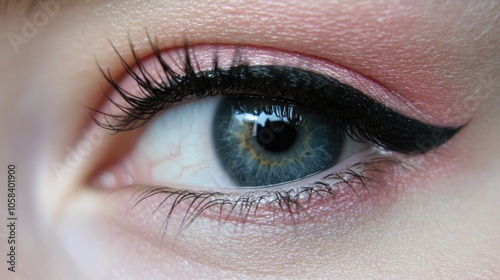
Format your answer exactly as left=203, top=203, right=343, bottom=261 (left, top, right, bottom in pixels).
left=256, top=119, right=297, bottom=152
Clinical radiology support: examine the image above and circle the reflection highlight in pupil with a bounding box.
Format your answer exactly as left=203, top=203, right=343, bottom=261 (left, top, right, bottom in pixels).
left=213, top=96, right=345, bottom=187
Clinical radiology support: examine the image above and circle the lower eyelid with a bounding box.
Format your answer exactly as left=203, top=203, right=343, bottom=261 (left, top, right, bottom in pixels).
left=115, top=154, right=409, bottom=232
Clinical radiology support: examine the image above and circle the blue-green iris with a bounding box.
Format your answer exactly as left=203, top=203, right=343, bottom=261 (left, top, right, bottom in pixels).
left=212, top=96, right=345, bottom=187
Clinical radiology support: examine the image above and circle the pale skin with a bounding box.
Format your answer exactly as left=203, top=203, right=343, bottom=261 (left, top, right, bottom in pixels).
left=1, top=0, right=499, bottom=279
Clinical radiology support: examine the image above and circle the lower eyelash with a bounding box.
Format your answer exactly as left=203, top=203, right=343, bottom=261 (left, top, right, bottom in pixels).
left=119, top=156, right=411, bottom=235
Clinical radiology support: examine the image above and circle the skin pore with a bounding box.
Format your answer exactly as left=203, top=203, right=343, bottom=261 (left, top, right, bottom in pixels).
left=1, top=0, right=499, bottom=279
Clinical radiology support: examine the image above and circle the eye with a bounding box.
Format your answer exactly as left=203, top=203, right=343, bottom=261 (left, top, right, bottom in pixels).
left=89, top=39, right=462, bottom=228
left=100, top=94, right=367, bottom=189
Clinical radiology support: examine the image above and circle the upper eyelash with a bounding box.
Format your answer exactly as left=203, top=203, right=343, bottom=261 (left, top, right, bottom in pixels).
left=93, top=37, right=462, bottom=154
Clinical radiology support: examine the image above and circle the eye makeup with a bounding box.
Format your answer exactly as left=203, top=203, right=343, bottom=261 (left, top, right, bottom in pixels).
left=91, top=38, right=464, bottom=232
left=95, top=41, right=461, bottom=150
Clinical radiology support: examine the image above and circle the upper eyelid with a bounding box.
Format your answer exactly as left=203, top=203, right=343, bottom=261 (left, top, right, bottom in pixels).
left=95, top=38, right=424, bottom=124
left=92, top=39, right=462, bottom=155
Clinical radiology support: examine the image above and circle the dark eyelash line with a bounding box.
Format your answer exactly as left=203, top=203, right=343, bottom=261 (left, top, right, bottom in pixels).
left=121, top=157, right=411, bottom=235
left=93, top=37, right=462, bottom=155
